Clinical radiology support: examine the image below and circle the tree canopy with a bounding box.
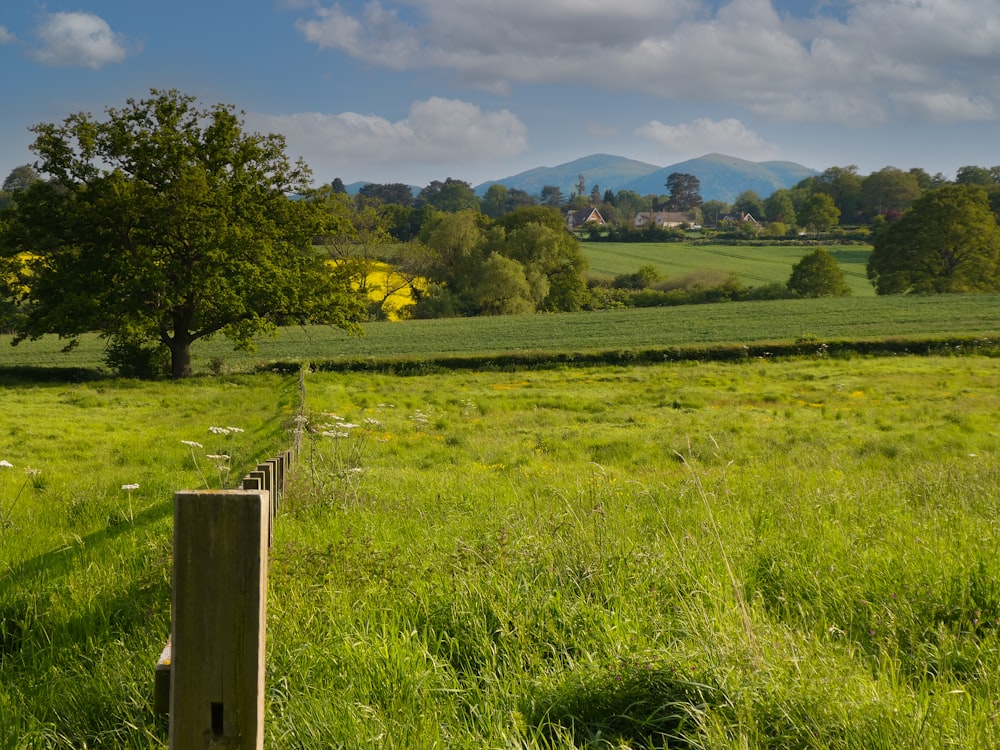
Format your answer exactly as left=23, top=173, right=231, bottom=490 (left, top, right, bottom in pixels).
left=867, top=185, right=1000, bottom=294
left=787, top=248, right=850, bottom=298
left=665, top=172, right=702, bottom=212
left=0, top=89, right=366, bottom=378
left=2, top=165, right=41, bottom=193
left=798, top=193, right=841, bottom=237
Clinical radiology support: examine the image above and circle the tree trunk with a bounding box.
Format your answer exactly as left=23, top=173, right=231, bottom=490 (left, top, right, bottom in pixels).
left=169, top=338, right=194, bottom=379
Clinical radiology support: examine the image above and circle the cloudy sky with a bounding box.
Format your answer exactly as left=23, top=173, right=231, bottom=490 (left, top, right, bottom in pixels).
left=2, top=0, right=999, bottom=189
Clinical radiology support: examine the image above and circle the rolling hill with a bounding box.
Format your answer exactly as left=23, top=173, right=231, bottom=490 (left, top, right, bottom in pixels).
left=474, top=153, right=661, bottom=198
left=618, top=153, right=818, bottom=203
left=343, top=152, right=819, bottom=205
left=474, top=152, right=817, bottom=203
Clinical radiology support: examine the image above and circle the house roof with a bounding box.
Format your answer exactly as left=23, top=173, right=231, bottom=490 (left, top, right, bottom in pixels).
left=566, top=207, right=605, bottom=226
left=634, top=210, right=695, bottom=224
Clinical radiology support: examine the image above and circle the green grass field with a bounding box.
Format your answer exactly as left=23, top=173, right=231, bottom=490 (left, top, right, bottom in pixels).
left=2, top=294, right=997, bottom=376
left=2, top=357, right=999, bottom=747
left=1, top=242, right=999, bottom=746
left=582, top=241, right=875, bottom=296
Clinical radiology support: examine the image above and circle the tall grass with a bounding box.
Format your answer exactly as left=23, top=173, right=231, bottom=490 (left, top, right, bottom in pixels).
left=0, top=374, right=299, bottom=748
left=266, top=356, right=999, bottom=748
left=2, top=357, right=998, bottom=747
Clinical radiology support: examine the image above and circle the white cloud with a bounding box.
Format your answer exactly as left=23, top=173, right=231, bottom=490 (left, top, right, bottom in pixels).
left=294, top=0, right=1000, bottom=126
left=0, top=26, right=15, bottom=45
left=250, top=97, right=527, bottom=181
left=31, top=12, right=132, bottom=69
left=636, top=118, right=780, bottom=160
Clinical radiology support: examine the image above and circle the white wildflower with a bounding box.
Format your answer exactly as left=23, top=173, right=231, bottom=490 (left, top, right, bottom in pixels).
left=121, top=483, right=140, bottom=491
left=208, top=426, right=230, bottom=435
left=181, top=440, right=203, bottom=448
left=0, top=460, right=12, bottom=468
left=226, top=427, right=244, bottom=433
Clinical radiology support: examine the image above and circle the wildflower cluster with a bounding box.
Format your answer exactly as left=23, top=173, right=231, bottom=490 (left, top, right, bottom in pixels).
left=301, top=410, right=383, bottom=506
left=180, top=426, right=245, bottom=489
left=409, top=409, right=431, bottom=431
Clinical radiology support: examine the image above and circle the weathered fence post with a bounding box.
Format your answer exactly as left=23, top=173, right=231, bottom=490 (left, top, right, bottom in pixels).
left=170, top=490, right=269, bottom=749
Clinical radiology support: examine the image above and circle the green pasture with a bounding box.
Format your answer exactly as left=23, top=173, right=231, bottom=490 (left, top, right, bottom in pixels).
left=2, top=293, right=997, bottom=375
left=2, top=356, right=999, bottom=747
left=582, top=241, right=875, bottom=296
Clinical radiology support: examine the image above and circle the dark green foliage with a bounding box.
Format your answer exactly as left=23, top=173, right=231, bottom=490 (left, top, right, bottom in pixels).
left=799, top=193, right=841, bottom=236
left=0, top=89, right=366, bottom=378
left=868, top=185, right=1000, bottom=293
left=2, top=165, right=41, bottom=193
left=358, top=182, right=414, bottom=207
left=665, top=172, right=703, bottom=211
left=612, top=264, right=661, bottom=290
left=102, top=339, right=170, bottom=379
left=414, top=206, right=589, bottom=315
left=416, top=178, right=479, bottom=212
left=788, top=248, right=851, bottom=297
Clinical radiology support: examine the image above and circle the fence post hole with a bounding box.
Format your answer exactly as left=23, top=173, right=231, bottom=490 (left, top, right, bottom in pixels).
left=170, top=490, right=268, bottom=750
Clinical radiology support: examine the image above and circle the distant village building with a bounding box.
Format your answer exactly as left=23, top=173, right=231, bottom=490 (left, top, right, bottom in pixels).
left=633, top=211, right=696, bottom=229
left=718, top=211, right=760, bottom=225
left=566, top=207, right=605, bottom=229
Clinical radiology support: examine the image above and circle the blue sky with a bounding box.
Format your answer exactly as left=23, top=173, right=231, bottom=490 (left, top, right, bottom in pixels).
left=2, top=0, right=999, bottom=190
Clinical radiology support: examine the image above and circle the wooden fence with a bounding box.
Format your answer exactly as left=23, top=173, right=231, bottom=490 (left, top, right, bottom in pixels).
left=154, top=447, right=295, bottom=750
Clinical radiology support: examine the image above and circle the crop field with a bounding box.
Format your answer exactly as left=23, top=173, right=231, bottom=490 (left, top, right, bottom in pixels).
left=582, top=242, right=875, bottom=296
left=2, top=354, right=999, bottom=747
left=1, top=293, right=997, bottom=375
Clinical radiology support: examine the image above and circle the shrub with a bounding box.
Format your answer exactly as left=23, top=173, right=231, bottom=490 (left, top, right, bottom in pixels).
left=102, top=339, right=170, bottom=378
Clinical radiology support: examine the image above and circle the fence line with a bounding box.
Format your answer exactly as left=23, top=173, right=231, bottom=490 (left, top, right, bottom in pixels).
left=155, top=445, right=296, bottom=749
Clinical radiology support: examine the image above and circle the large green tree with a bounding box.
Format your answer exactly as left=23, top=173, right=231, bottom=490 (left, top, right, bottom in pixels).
left=417, top=178, right=479, bottom=212
left=2, top=165, right=41, bottom=193
left=859, top=167, right=922, bottom=220
left=867, top=185, right=1000, bottom=294
left=494, top=207, right=589, bottom=311
left=665, top=172, right=702, bottom=212
left=0, top=89, right=365, bottom=378
left=798, top=193, right=841, bottom=236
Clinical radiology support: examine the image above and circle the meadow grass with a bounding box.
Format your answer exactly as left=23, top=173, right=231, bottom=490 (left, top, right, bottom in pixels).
left=0, top=354, right=1000, bottom=750
left=0, top=374, right=300, bottom=747
left=5, top=355, right=996, bottom=747
left=267, top=356, right=1000, bottom=748
left=1, top=293, right=997, bottom=375
left=581, top=242, right=875, bottom=296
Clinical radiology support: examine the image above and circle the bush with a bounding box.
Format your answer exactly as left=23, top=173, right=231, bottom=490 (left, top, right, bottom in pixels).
left=102, top=339, right=170, bottom=378
left=788, top=248, right=851, bottom=298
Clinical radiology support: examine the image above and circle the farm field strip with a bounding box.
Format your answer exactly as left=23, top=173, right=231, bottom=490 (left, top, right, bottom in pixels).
left=1, top=294, right=997, bottom=375
left=582, top=241, right=875, bottom=295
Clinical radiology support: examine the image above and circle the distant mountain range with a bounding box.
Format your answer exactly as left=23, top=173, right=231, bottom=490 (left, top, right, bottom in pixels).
left=475, top=153, right=819, bottom=204
left=344, top=152, right=819, bottom=205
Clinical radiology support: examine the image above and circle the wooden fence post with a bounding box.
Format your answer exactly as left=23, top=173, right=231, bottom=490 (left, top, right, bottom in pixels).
left=170, top=490, right=268, bottom=749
